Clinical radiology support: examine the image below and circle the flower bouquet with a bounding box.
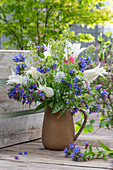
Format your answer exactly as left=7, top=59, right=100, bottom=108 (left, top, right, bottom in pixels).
left=7, top=33, right=108, bottom=150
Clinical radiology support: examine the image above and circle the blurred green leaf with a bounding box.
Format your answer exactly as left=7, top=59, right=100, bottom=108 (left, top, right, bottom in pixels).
left=105, top=32, right=112, bottom=37
left=98, top=34, right=104, bottom=42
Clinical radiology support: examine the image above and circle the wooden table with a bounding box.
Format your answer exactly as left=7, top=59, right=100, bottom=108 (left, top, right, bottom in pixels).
left=0, top=139, right=113, bottom=170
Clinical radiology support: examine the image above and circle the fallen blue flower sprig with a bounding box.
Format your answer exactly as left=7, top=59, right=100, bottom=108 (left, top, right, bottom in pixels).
left=24, top=151, right=28, bottom=155
left=64, top=141, right=113, bottom=161
left=14, top=156, right=19, bottom=160
left=18, top=151, right=22, bottom=155
left=14, top=151, right=28, bottom=160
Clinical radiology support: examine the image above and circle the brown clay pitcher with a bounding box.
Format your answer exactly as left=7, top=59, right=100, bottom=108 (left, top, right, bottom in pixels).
left=42, top=106, right=87, bottom=150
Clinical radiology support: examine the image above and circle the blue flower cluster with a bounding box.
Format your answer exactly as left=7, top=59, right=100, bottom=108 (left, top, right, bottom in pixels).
left=71, top=106, right=78, bottom=114
left=35, top=91, right=45, bottom=98
left=37, top=67, right=50, bottom=74
left=73, top=78, right=82, bottom=96
left=95, top=85, right=108, bottom=100
left=66, top=101, right=70, bottom=104
left=101, top=90, right=108, bottom=99
left=28, top=84, right=37, bottom=89
left=36, top=45, right=47, bottom=51
left=79, top=56, right=92, bottom=72
left=8, top=83, right=45, bottom=105
left=89, top=105, right=100, bottom=114
left=64, top=144, right=84, bottom=161
left=69, top=69, right=75, bottom=74
left=16, top=63, right=26, bottom=74
left=95, top=85, right=102, bottom=90
left=12, top=54, right=25, bottom=62
left=80, top=99, right=89, bottom=109
left=62, top=79, right=72, bottom=89
left=73, top=88, right=82, bottom=96
left=37, top=64, right=57, bottom=74
left=8, top=84, right=21, bottom=99
left=86, top=104, right=89, bottom=109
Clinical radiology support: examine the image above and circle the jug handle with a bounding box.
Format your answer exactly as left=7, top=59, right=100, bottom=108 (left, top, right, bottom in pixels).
left=74, top=108, right=87, bottom=141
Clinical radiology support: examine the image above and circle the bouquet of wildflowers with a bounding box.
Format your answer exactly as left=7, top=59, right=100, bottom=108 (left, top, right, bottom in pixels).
left=7, top=32, right=108, bottom=119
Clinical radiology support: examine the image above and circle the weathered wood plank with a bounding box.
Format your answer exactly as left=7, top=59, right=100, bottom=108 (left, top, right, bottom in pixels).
left=0, top=100, right=39, bottom=114
left=0, top=140, right=112, bottom=169
left=76, top=135, right=113, bottom=148
left=0, top=160, right=109, bottom=170
left=0, top=109, right=43, bottom=119
left=0, top=112, right=44, bottom=148
left=0, top=79, right=7, bottom=86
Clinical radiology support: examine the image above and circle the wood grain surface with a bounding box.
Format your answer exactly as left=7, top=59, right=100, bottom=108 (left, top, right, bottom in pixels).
left=0, top=139, right=112, bottom=169
left=0, top=112, right=44, bottom=148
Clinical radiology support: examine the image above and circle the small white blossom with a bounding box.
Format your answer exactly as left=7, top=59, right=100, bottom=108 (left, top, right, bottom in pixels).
left=54, top=71, right=66, bottom=83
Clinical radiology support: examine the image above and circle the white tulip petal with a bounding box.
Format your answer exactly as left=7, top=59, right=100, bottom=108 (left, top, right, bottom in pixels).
left=64, top=42, right=87, bottom=59
left=43, top=44, right=52, bottom=58
left=44, top=50, right=51, bottom=58
left=84, top=64, right=108, bottom=82
left=6, top=70, right=28, bottom=85
left=37, top=82, right=54, bottom=98
left=78, top=47, right=86, bottom=54
left=26, top=67, right=41, bottom=80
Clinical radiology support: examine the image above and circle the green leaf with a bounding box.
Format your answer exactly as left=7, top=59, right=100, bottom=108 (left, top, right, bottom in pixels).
left=35, top=103, right=44, bottom=112
left=90, top=119, right=95, bottom=124
left=98, top=34, right=104, bottom=42
left=58, top=107, right=68, bottom=119
left=89, top=144, right=93, bottom=152
left=75, top=124, right=81, bottom=133
left=98, top=140, right=112, bottom=151
left=52, top=101, right=65, bottom=114
left=83, top=128, right=88, bottom=133
left=81, top=112, right=84, bottom=119
left=109, top=153, right=113, bottom=158
left=48, top=102, right=53, bottom=108
left=96, top=147, right=100, bottom=151
left=99, top=121, right=107, bottom=128
left=102, top=153, right=107, bottom=160
left=105, top=32, right=112, bottom=37
left=96, top=153, right=101, bottom=159
left=85, top=124, right=94, bottom=132
left=100, top=52, right=104, bottom=59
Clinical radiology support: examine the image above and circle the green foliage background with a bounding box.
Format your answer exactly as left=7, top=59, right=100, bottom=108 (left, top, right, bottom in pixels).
left=0, top=0, right=113, bottom=49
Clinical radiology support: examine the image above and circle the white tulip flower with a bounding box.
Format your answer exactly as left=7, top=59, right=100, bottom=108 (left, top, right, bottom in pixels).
left=26, top=67, right=41, bottom=80
left=37, top=82, right=54, bottom=98
left=6, top=70, right=28, bottom=85
left=84, top=63, right=108, bottom=82
left=43, top=44, right=52, bottom=58
left=64, top=42, right=86, bottom=60
left=71, top=43, right=86, bottom=58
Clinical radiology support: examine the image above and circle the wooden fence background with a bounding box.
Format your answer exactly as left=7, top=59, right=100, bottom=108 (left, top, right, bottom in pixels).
left=0, top=50, right=44, bottom=148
